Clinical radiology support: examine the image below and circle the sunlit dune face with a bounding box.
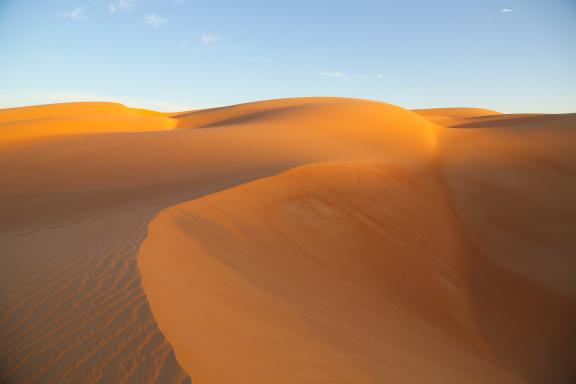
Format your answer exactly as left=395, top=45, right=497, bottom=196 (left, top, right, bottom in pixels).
left=0, top=102, right=176, bottom=145
left=1, top=98, right=575, bottom=384
left=0, top=98, right=437, bottom=230
left=172, top=98, right=439, bottom=167
left=139, top=163, right=512, bottom=384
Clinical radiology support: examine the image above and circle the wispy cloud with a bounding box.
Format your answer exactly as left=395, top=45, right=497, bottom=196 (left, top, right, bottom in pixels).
left=143, top=14, right=167, bottom=28
left=487, top=8, right=516, bottom=19
left=179, top=34, right=223, bottom=50
left=62, top=7, right=89, bottom=21
left=200, top=34, right=221, bottom=45
left=109, top=0, right=137, bottom=13
left=318, top=71, right=383, bottom=80
left=319, top=71, right=354, bottom=79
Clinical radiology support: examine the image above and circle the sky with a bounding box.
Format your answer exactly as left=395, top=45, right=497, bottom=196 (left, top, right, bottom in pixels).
left=0, top=0, right=575, bottom=112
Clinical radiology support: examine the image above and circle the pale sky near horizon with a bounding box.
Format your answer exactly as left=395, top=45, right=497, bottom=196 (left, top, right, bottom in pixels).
left=0, top=0, right=575, bottom=112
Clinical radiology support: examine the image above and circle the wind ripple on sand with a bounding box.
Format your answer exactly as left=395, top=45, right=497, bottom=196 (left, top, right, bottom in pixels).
left=1, top=98, right=575, bottom=383
left=0, top=209, right=190, bottom=383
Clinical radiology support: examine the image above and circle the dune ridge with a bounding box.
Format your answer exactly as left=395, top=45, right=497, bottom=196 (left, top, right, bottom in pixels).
left=0, top=102, right=175, bottom=146
left=1, top=97, right=575, bottom=383
left=139, top=162, right=518, bottom=383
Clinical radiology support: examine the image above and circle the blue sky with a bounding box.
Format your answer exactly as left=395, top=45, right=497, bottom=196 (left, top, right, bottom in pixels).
left=0, top=0, right=575, bottom=112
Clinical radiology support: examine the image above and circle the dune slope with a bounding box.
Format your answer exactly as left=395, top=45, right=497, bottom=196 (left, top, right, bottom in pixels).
left=0, top=102, right=174, bottom=146
left=1, top=98, right=575, bottom=383
left=436, top=113, right=576, bottom=383
left=0, top=98, right=434, bottom=382
left=140, top=106, right=576, bottom=383
left=0, top=98, right=434, bottom=229
left=138, top=162, right=521, bottom=383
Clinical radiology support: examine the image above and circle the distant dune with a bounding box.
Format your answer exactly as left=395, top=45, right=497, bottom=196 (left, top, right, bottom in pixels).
left=0, top=98, right=574, bottom=383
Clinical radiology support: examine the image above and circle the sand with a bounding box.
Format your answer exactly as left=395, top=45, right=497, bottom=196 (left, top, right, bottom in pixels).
left=0, top=98, right=574, bottom=383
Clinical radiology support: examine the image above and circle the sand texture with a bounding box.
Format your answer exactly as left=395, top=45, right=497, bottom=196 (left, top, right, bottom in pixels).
left=1, top=98, right=574, bottom=383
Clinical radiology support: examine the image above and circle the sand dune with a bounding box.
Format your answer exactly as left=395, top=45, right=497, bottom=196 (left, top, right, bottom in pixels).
left=0, top=98, right=434, bottom=230
left=139, top=162, right=520, bottom=383
left=413, top=107, right=501, bottom=118
left=412, top=107, right=502, bottom=125
left=436, top=113, right=576, bottom=383
left=1, top=98, right=575, bottom=383
left=0, top=102, right=174, bottom=146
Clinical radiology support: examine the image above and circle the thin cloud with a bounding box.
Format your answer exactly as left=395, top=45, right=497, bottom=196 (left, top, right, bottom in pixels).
left=318, top=71, right=382, bottom=80
left=200, top=34, right=221, bottom=45
left=319, top=71, right=353, bottom=79
left=62, top=7, right=89, bottom=21
left=179, top=34, right=224, bottom=51
left=143, top=14, right=167, bottom=28
left=487, top=8, right=515, bottom=19
left=109, top=0, right=137, bottom=13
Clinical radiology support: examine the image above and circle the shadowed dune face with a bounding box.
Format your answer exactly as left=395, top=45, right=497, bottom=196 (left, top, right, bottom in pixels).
left=451, top=113, right=576, bottom=128
left=170, top=97, right=364, bottom=126
left=437, top=114, right=576, bottom=383
left=413, top=107, right=502, bottom=119
left=1, top=98, right=575, bottom=383
left=412, top=107, right=502, bottom=126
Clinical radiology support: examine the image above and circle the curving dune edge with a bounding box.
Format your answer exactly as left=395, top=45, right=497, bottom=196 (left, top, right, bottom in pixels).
left=1, top=98, right=575, bottom=383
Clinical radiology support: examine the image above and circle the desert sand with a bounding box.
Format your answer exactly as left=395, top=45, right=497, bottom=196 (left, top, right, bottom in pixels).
left=0, top=97, right=574, bottom=383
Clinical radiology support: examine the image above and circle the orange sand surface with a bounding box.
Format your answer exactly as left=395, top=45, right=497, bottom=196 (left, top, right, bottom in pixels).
left=0, top=98, right=574, bottom=383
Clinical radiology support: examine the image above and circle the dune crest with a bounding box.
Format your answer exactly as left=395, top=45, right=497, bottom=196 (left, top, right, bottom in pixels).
left=0, top=97, right=437, bottom=382
left=0, top=102, right=175, bottom=146
left=139, top=162, right=520, bottom=383
left=1, top=97, right=575, bottom=383
left=140, top=101, right=576, bottom=383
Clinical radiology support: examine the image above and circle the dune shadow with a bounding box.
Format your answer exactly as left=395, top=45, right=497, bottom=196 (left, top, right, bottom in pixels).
left=453, top=113, right=576, bottom=128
